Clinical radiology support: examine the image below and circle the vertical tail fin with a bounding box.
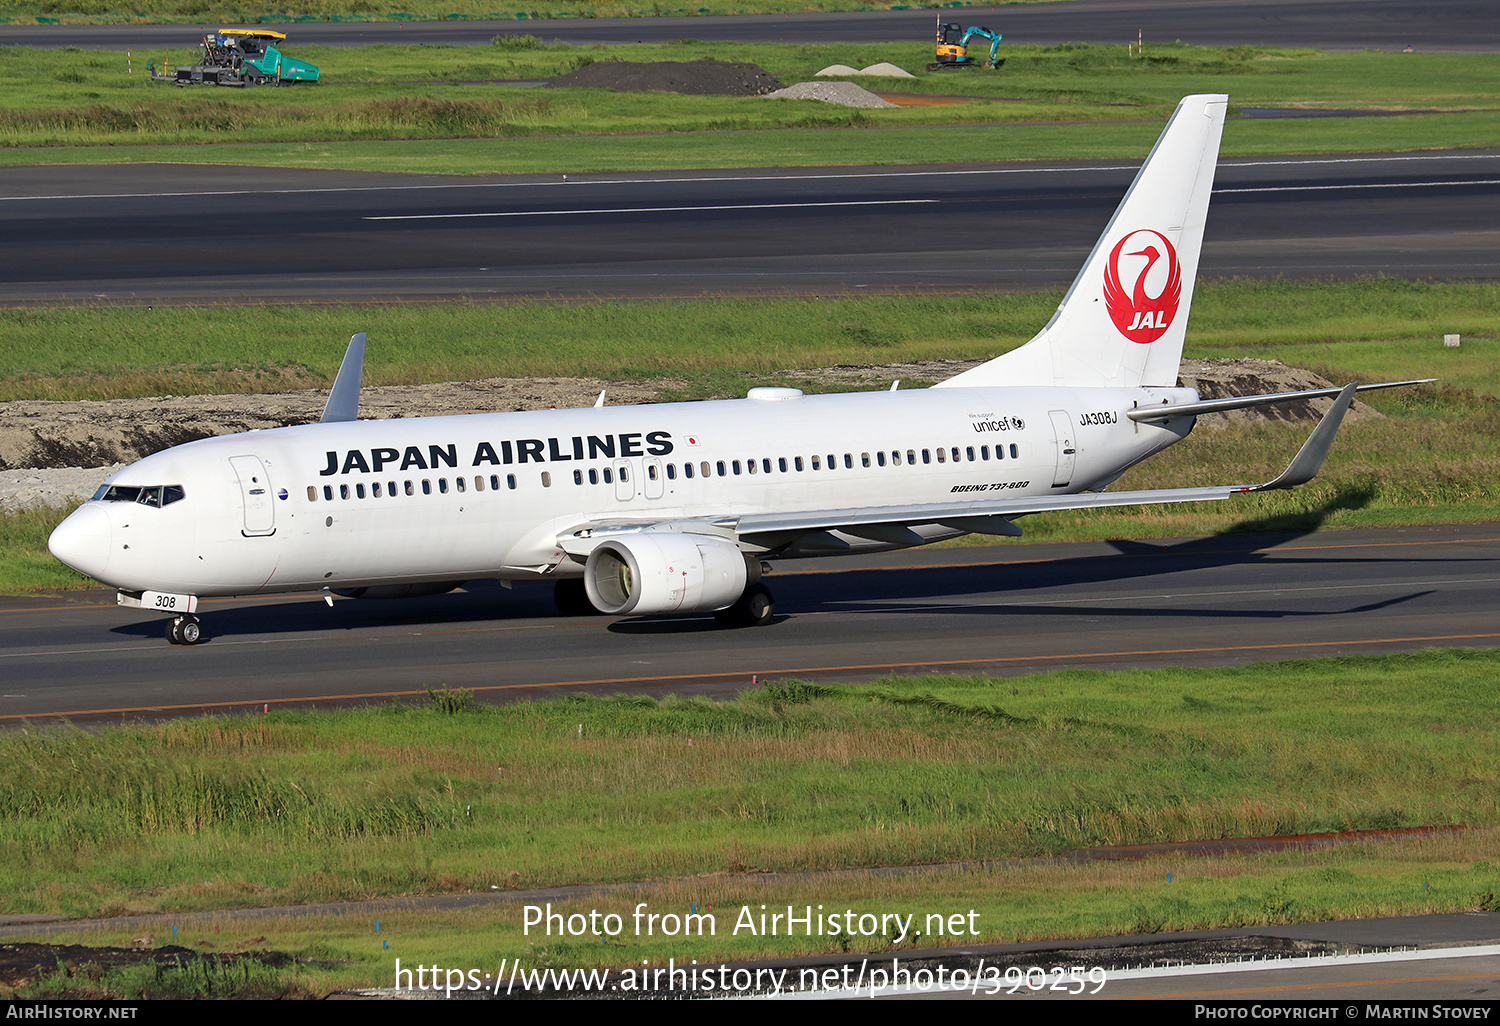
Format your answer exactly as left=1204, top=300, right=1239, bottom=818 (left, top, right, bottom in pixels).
left=936, top=94, right=1227, bottom=390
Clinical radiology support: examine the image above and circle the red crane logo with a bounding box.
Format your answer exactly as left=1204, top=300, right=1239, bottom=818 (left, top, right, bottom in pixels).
left=1103, top=229, right=1182, bottom=344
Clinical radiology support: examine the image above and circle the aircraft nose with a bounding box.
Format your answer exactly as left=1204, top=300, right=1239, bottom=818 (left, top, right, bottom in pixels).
left=49, top=504, right=112, bottom=580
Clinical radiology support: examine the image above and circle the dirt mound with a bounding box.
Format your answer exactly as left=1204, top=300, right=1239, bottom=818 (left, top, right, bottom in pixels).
left=546, top=60, right=782, bottom=96
left=1177, top=357, right=1382, bottom=426
left=764, top=81, right=899, bottom=108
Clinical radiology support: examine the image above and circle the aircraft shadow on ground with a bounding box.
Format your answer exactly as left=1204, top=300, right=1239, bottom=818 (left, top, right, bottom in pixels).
left=104, top=489, right=1479, bottom=642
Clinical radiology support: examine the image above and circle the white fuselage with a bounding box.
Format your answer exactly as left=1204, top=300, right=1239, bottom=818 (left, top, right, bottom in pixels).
left=54, top=384, right=1194, bottom=599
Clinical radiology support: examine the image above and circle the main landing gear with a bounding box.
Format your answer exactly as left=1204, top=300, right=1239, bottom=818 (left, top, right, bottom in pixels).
left=715, top=583, right=775, bottom=628
left=167, top=614, right=203, bottom=645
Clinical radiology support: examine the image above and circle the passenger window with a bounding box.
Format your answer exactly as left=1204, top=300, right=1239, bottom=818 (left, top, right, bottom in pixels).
left=405, top=481, right=415, bottom=496
left=763, top=458, right=772, bottom=474
left=716, top=461, right=726, bottom=477
left=845, top=454, right=853, bottom=469
left=966, top=447, right=976, bottom=461
left=700, top=462, right=711, bottom=477
left=907, top=449, right=916, bottom=465
left=589, top=469, right=599, bottom=485
left=732, top=460, right=741, bottom=475
left=667, top=464, right=677, bottom=480
left=951, top=447, right=960, bottom=462
left=936, top=448, right=946, bottom=463
left=324, top=485, right=334, bottom=501
left=340, top=484, right=349, bottom=500
left=438, top=479, right=448, bottom=494
left=1010, top=443, right=1020, bottom=459
left=373, top=482, right=382, bottom=498
left=892, top=451, right=901, bottom=466
left=475, top=476, right=485, bottom=491
left=995, top=445, right=1003, bottom=460
left=877, top=452, right=886, bottom=467
left=778, top=457, right=787, bottom=473
left=541, top=472, right=552, bottom=487
left=389, top=481, right=397, bottom=495
left=684, top=463, right=694, bottom=479
left=574, top=469, right=583, bottom=485
left=507, top=474, right=517, bottom=490
left=489, top=475, right=500, bottom=491
left=307, top=486, right=317, bottom=501
left=747, top=459, right=757, bottom=475
left=795, top=457, right=804, bottom=472
left=811, top=455, right=821, bottom=471
left=456, top=477, right=466, bottom=493
left=421, top=480, right=431, bottom=495
left=649, top=464, right=659, bottom=480
left=603, top=468, right=613, bottom=484
left=981, top=446, right=990, bottom=460
left=619, top=466, right=629, bottom=482
left=356, top=483, right=366, bottom=499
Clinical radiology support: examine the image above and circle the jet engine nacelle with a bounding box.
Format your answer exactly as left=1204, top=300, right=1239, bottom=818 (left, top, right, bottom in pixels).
left=583, top=533, right=749, bottom=615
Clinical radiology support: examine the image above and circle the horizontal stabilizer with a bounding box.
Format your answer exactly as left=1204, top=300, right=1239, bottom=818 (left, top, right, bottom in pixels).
left=1128, top=379, right=1434, bottom=422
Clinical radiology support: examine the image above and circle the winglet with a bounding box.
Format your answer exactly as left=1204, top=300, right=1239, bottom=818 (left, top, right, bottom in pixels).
left=320, top=332, right=366, bottom=424
left=1254, top=383, right=1357, bottom=491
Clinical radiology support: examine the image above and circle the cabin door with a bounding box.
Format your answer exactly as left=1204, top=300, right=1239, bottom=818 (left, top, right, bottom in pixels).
left=229, top=455, right=276, bottom=536
left=1047, top=410, right=1076, bottom=489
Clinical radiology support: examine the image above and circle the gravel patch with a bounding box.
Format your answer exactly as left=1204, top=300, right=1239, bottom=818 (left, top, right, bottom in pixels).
left=763, top=81, right=900, bottom=108
left=546, top=60, right=781, bottom=96
left=2, top=465, right=120, bottom=513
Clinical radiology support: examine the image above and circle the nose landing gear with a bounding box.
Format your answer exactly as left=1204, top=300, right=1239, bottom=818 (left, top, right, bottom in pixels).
left=167, top=614, right=204, bottom=645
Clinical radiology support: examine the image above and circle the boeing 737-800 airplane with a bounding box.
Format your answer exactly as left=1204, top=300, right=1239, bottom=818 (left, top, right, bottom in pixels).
left=48, top=94, right=1424, bottom=645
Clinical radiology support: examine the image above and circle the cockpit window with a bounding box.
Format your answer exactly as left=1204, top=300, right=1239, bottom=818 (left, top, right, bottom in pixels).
left=93, top=484, right=185, bottom=507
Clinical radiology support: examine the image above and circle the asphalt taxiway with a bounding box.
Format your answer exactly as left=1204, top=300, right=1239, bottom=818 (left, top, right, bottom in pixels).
left=2, top=150, right=1497, bottom=304
left=4, top=522, right=1497, bottom=726
left=2, top=0, right=1497, bottom=52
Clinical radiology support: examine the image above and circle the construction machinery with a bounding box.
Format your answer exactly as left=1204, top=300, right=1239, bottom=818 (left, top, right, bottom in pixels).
left=152, top=28, right=320, bottom=87
left=929, top=19, right=1003, bottom=70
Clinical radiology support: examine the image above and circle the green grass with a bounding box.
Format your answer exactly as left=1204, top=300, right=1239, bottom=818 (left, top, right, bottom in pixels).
left=10, top=831, right=1500, bottom=996
left=0, top=42, right=1496, bottom=167
left=2, top=650, right=1499, bottom=931
left=2, top=280, right=1496, bottom=400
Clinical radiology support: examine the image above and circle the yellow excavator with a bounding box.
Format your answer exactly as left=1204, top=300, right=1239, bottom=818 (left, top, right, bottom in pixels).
left=929, top=18, right=1003, bottom=70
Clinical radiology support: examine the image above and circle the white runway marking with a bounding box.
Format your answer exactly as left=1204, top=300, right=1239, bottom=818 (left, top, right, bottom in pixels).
left=362, top=200, right=938, bottom=220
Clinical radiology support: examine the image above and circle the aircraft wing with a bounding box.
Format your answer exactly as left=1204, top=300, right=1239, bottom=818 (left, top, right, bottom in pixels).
left=560, top=384, right=1359, bottom=557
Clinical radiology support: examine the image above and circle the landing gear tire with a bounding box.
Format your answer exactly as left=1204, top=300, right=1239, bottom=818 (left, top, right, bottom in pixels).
left=553, top=578, right=600, bottom=617
left=167, top=614, right=203, bottom=645
left=716, top=583, right=774, bottom=627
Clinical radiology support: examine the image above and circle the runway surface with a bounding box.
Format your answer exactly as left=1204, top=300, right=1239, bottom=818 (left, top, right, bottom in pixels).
left=2, top=0, right=1496, bottom=52
left=4, top=523, right=1497, bottom=726
left=2, top=150, right=1498, bottom=304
